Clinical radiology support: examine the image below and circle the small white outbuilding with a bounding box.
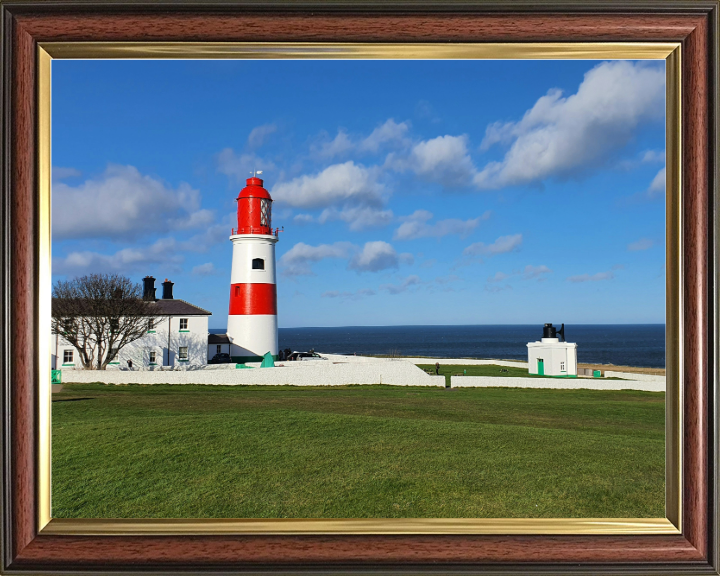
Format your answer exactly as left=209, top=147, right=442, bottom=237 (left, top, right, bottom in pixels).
left=527, top=323, right=578, bottom=377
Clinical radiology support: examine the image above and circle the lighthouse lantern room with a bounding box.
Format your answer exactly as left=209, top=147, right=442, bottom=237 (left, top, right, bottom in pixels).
left=227, top=176, right=280, bottom=363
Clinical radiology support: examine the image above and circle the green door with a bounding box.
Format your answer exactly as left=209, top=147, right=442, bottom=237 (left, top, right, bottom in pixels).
left=537, top=358, right=544, bottom=376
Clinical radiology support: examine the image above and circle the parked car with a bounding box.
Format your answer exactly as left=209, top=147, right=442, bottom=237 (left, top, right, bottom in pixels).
left=286, top=351, right=327, bottom=361
left=208, top=352, right=233, bottom=364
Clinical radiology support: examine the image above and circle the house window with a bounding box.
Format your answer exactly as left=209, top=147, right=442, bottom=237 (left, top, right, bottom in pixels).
left=147, top=319, right=154, bottom=331
left=252, top=258, right=265, bottom=270
left=109, top=318, right=119, bottom=332
left=217, top=344, right=222, bottom=354
left=179, top=347, right=188, bottom=361
left=63, top=350, right=73, bottom=364
left=560, top=361, right=566, bottom=372
left=179, top=318, right=188, bottom=330
left=149, top=351, right=156, bottom=364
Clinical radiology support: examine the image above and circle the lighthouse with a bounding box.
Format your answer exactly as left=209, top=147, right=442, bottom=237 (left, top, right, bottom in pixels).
left=227, top=175, right=279, bottom=363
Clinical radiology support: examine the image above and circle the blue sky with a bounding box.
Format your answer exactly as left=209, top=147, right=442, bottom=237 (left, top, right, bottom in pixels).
left=52, top=59, right=666, bottom=328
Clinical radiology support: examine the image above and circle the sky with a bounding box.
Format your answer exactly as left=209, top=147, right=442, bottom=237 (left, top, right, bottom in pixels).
left=51, top=59, right=666, bottom=329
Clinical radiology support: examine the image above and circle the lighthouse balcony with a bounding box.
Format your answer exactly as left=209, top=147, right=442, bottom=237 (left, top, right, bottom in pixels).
left=231, top=227, right=280, bottom=236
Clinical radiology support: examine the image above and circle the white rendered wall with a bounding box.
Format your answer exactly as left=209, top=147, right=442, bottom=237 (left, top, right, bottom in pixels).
left=227, top=314, right=278, bottom=358
left=527, top=339, right=577, bottom=376
left=229, top=234, right=277, bottom=284
left=52, top=314, right=209, bottom=370
left=59, top=359, right=446, bottom=387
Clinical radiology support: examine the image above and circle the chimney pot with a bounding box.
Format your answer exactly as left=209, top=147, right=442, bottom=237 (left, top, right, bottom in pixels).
left=142, top=276, right=156, bottom=301
left=161, top=279, right=174, bottom=300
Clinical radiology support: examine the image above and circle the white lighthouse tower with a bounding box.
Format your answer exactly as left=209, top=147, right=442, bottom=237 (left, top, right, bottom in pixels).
left=227, top=175, right=279, bottom=363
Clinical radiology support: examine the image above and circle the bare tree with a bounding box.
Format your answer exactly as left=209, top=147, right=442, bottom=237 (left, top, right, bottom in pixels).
left=51, top=274, right=160, bottom=370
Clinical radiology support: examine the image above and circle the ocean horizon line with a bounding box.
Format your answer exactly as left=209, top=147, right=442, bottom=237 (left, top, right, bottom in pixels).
left=210, top=322, right=666, bottom=332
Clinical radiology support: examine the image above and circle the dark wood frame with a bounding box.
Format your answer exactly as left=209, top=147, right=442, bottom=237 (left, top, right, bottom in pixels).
left=1, top=2, right=717, bottom=573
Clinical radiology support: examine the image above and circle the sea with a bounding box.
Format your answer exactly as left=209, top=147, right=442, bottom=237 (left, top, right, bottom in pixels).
left=211, top=324, right=666, bottom=368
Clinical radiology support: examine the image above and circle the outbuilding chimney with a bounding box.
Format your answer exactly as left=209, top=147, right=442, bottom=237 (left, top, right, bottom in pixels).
left=162, top=278, right=174, bottom=300
left=142, top=276, right=156, bottom=301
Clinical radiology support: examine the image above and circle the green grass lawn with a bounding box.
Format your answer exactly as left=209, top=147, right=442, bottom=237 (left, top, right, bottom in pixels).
left=417, top=364, right=625, bottom=386
left=52, top=383, right=664, bottom=519
left=417, top=363, right=545, bottom=386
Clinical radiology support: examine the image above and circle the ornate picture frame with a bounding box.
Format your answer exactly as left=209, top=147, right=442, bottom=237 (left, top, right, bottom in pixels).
left=1, top=1, right=717, bottom=573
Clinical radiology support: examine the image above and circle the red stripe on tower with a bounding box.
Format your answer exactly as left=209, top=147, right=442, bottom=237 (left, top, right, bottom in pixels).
left=229, top=283, right=277, bottom=316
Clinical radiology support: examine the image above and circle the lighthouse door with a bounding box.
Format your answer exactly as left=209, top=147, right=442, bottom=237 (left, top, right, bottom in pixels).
left=537, top=358, right=544, bottom=376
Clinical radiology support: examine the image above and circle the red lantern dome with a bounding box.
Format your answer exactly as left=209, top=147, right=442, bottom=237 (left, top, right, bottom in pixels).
left=236, top=177, right=272, bottom=235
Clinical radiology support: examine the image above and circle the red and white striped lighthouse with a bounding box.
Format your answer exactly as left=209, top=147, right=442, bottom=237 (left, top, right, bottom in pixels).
left=227, top=175, right=279, bottom=362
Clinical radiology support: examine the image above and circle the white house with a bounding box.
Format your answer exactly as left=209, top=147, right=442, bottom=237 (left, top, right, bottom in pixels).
left=527, top=323, right=578, bottom=377
left=51, top=276, right=211, bottom=371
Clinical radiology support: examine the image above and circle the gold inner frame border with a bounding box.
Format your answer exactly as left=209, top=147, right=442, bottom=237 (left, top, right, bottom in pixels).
left=36, top=41, right=682, bottom=536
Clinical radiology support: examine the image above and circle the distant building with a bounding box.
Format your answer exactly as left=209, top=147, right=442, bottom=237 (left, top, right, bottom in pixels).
left=527, top=323, right=578, bottom=377
left=51, top=276, right=211, bottom=370
left=208, top=333, right=231, bottom=361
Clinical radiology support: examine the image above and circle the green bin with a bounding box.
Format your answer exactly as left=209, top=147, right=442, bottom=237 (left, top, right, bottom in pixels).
left=51, top=369, right=61, bottom=384
left=593, top=369, right=601, bottom=378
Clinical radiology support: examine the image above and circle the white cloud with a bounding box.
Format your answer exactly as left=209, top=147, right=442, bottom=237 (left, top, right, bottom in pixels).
left=293, top=213, right=315, bottom=224
left=647, top=167, right=666, bottom=198
left=407, top=135, right=477, bottom=186
left=180, top=215, right=236, bottom=253
left=216, top=148, right=276, bottom=182
left=318, top=206, right=394, bottom=231
left=524, top=264, right=552, bottom=280
left=349, top=241, right=409, bottom=273
left=394, top=209, right=490, bottom=240
left=310, top=130, right=354, bottom=159
left=642, top=149, right=665, bottom=163
left=191, top=262, right=217, bottom=276
left=358, top=119, right=411, bottom=153
left=279, top=240, right=410, bottom=276
left=52, top=166, right=82, bottom=181
left=464, top=234, right=523, bottom=256
left=380, top=275, right=422, bottom=295
left=278, top=242, right=353, bottom=276
left=567, top=269, right=617, bottom=283
left=476, top=61, right=665, bottom=189
left=311, top=119, right=411, bottom=160
left=628, top=238, right=654, bottom=251
left=488, top=271, right=511, bottom=283
left=322, top=288, right=376, bottom=300
left=247, top=123, right=277, bottom=149
left=52, top=165, right=214, bottom=241
left=272, top=161, right=385, bottom=210
left=53, top=237, right=183, bottom=276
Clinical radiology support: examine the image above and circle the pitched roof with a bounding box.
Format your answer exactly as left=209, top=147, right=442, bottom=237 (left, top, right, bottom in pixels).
left=208, top=333, right=230, bottom=344
left=51, top=297, right=212, bottom=317
left=144, top=299, right=212, bottom=316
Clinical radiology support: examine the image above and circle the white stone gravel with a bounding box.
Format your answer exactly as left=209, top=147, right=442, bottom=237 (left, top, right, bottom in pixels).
left=60, top=358, right=446, bottom=387
left=604, top=370, right=666, bottom=383
left=450, top=376, right=665, bottom=392
left=58, top=352, right=663, bottom=392
left=321, top=354, right=529, bottom=368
